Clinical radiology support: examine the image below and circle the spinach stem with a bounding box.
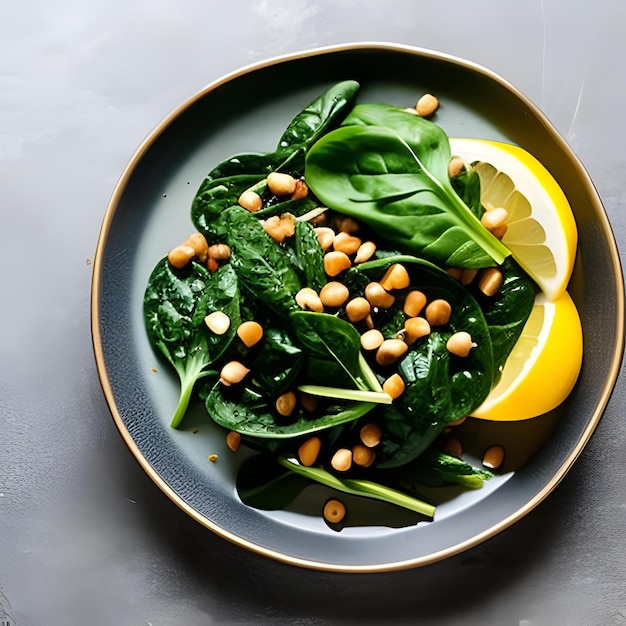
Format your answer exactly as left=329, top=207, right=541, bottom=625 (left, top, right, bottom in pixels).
left=278, top=456, right=435, bottom=518
left=171, top=352, right=210, bottom=428
left=297, top=385, right=392, bottom=404
left=399, top=135, right=509, bottom=265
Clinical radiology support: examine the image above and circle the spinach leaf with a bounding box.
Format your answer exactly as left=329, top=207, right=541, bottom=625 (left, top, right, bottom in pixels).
left=191, top=165, right=274, bottom=236
left=191, top=81, right=360, bottom=237
left=143, top=259, right=240, bottom=427
left=205, top=384, right=375, bottom=438
left=289, top=311, right=381, bottom=392
left=294, top=220, right=327, bottom=291
left=276, top=80, right=360, bottom=153
left=305, top=105, right=510, bottom=269
left=451, top=166, right=483, bottom=220
left=221, top=206, right=301, bottom=318
left=249, top=327, right=303, bottom=396
left=388, top=449, right=494, bottom=490
left=470, top=257, right=537, bottom=379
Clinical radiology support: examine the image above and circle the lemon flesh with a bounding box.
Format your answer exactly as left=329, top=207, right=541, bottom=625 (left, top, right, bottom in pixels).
left=470, top=291, right=583, bottom=421
left=449, top=138, right=578, bottom=302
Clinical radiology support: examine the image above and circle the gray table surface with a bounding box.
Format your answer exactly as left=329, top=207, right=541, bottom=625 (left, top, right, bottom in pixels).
left=2, top=1, right=626, bottom=625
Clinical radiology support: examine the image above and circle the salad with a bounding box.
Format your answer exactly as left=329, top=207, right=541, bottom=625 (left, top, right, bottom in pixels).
left=143, top=81, right=579, bottom=527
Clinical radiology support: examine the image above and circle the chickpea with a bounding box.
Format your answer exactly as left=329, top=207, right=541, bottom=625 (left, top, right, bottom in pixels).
left=319, top=281, right=350, bottom=308
left=298, top=436, right=322, bottom=467
left=291, top=179, right=309, bottom=200
left=442, top=436, right=462, bottom=458
left=323, top=499, right=346, bottom=524
left=204, top=311, right=231, bottom=335
left=208, top=243, right=231, bottom=261
left=380, top=263, right=411, bottom=290
left=481, top=208, right=509, bottom=240
left=314, top=227, right=335, bottom=251
left=207, top=256, right=219, bottom=273
left=425, top=299, right=452, bottom=326
left=186, top=232, right=209, bottom=262
left=478, top=267, right=504, bottom=296
left=299, top=392, right=318, bottom=413
left=483, top=444, right=505, bottom=470
left=446, top=267, right=463, bottom=281
left=333, top=215, right=359, bottom=234
left=354, top=241, right=377, bottom=264
left=168, top=244, right=195, bottom=269
left=352, top=444, right=376, bottom=468
left=238, top=189, right=262, bottom=212
left=278, top=213, right=296, bottom=238
left=416, top=93, right=439, bottom=117
left=345, top=297, right=371, bottom=323
left=403, top=290, right=427, bottom=317
left=333, top=231, right=362, bottom=255
left=364, top=282, right=395, bottom=309
left=382, top=373, right=406, bottom=399
left=266, top=171, right=297, bottom=196
left=360, top=328, right=385, bottom=351
left=360, top=423, right=382, bottom=448
left=226, top=431, right=241, bottom=452
left=448, top=155, right=465, bottom=178
left=446, top=331, right=474, bottom=357
left=236, top=320, right=264, bottom=347
left=376, top=339, right=408, bottom=366
left=275, top=390, right=297, bottom=417
left=324, top=250, right=351, bottom=276
left=219, top=361, right=250, bottom=386
left=262, top=215, right=284, bottom=242
left=460, top=268, right=478, bottom=286
left=263, top=214, right=295, bottom=243
left=404, top=317, right=430, bottom=344
left=295, top=287, right=324, bottom=312
left=330, top=448, right=352, bottom=472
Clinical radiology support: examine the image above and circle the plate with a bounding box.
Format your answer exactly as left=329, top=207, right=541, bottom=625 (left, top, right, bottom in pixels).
left=91, top=42, right=624, bottom=572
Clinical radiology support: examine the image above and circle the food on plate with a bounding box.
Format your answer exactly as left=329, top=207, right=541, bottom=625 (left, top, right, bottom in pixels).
left=143, top=81, right=582, bottom=525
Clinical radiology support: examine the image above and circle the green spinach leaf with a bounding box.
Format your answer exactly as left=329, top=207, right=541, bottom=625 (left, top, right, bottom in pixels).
left=221, top=206, right=301, bottom=318
left=470, top=257, right=538, bottom=380
left=249, top=327, right=303, bottom=396
left=294, top=220, right=327, bottom=291
left=289, top=311, right=381, bottom=392
left=390, top=448, right=494, bottom=490
left=143, top=259, right=240, bottom=427
left=205, top=384, right=375, bottom=438
left=276, top=80, right=360, bottom=153
left=305, top=104, right=510, bottom=268
left=191, top=81, right=360, bottom=237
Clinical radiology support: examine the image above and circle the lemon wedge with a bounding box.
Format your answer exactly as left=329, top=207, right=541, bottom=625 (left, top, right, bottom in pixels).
left=470, top=291, right=583, bottom=421
left=449, top=138, right=578, bottom=301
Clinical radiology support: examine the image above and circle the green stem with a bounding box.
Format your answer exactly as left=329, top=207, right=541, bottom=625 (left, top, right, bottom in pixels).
left=297, top=385, right=392, bottom=404
left=278, top=456, right=435, bottom=518
left=171, top=353, right=210, bottom=428
left=400, top=135, right=510, bottom=265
